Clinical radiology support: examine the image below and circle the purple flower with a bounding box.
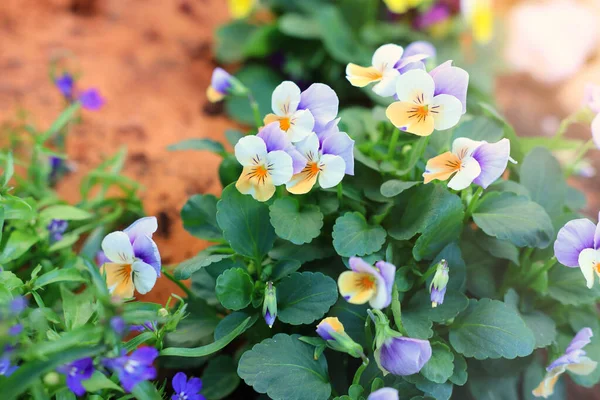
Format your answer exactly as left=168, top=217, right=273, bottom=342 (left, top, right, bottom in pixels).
left=298, top=83, right=340, bottom=134
left=377, top=336, right=432, bottom=376
left=338, top=258, right=396, bottom=309
left=78, top=89, right=104, bottom=110
left=257, top=122, right=307, bottom=174
left=368, top=387, right=399, bottom=400
left=429, top=61, right=469, bottom=114
left=0, top=355, right=17, bottom=377
left=10, top=296, right=27, bottom=315
left=316, top=317, right=345, bottom=341
left=533, top=328, right=598, bottom=398
left=316, top=317, right=365, bottom=359
left=110, top=317, right=127, bottom=336
left=171, top=372, right=205, bottom=400
left=57, top=358, right=94, bottom=396
left=395, top=41, right=437, bottom=74
left=47, top=219, right=68, bottom=243
left=262, top=282, right=277, bottom=328
left=554, top=212, right=600, bottom=288
left=55, top=73, right=75, bottom=99
left=130, top=321, right=157, bottom=332
left=414, top=4, right=451, bottom=30
left=207, top=68, right=233, bottom=103
left=103, top=347, right=158, bottom=392
left=8, top=324, right=22, bottom=336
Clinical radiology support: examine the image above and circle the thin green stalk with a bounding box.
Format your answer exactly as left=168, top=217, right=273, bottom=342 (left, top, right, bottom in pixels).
left=162, top=270, right=195, bottom=299
left=463, top=186, right=483, bottom=222
left=564, top=139, right=595, bottom=178
left=352, top=359, right=370, bottom=386
left=553, top=112, right=579, bottom=142
left=387, top=128, right=401, bottom=159
left=337, top=182, right=344, bottom=208
left=525, top=257, right=557, bottom=288
left=248, top=94, right=263, bottom=129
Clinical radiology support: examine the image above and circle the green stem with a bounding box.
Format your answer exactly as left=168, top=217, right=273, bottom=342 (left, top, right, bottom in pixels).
left=387, top=128, right=401, bottom=159
left=417, top=265, right=438, bottom=286
left=525, top=257, right=557, bottom=287
left=564, top=139, right=595, bottom=178
left=352, top=359, right=370, bottom=386
left=248, top=94, right=263, bottom=129
left=254, top=257, right=263, bottom=279
left=553, top=112, right=579, bottom=142
left=162, top=270, right=195, bottom=299
left=337, top=182, right=344, bottom=208
left=463, top=186, right=484, bottom=222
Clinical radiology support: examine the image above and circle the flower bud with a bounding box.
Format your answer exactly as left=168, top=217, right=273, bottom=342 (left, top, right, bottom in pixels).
left=263, top=282, right=277, bottom=328
left=316, top=317, right=365, bottom=360
left=368, top=387, right=399, bottom=400
left=158, top=308, right=169, bottom=317
left=429, top=259, right=449, bottom=308
left=206, top=68, right=248, bottom=103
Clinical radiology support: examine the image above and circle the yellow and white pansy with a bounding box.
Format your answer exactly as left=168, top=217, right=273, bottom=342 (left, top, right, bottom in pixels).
left=386, top=69, right=463, bottom=136
left=338, top=257, right=396, bottom=310
left=346, top=44, right=404, bottom=97
left=264, top=81, right=315, bottom=143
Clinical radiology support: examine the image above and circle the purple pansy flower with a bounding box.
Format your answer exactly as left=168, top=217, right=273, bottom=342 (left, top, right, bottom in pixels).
left=429, top=60, right=469, bottom=114
left=554, top=212, right=600, bottom=288
left=100, top=217, right=161, bottom=298
left=103, top=347, right=158, bottom=392
left=257, top=122, right=307, bottom=174
left=262, top=282, right=277, bottom=328
left=396, top=41, right=437, bottom=74
left=96, top=250, right=110, bottom=267
left=55, top=73, right=75, bottom=99
left=264, top=81, right=315, bottom=143
left=57, top=358, right=94, bottom=396
left=171, top=372, right=205, bottom=400
left=377, top=336, right=432, bottom=376
left=368, top=387, right=399, bottom=400
left=47, top=219, right=68, bottom=243
left=533, top=328, right=598, bottom=398
left=78, top=89, right=105, bottom=111
left=338, top=258, right=396, bottom=309
left=414, top=3, right=451, bottom=30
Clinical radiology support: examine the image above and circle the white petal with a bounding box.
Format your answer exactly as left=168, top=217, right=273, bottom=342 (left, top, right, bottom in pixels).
left=294, top=133, right=320, bottom=161
left=372, top=44, right=404, bottom=71
left=372, top=69, right=400, bottom=97
left=272, top=81, right=301, bottom=116
left=452, top=137, right=483, bottom=158
left=235, top=135, right=268, bottom=166
left=124, top=217, right=157, bottom=241
left=566, top=356, right=598, bottom=376
left=266, top=150, right=293, bottom=185
left=132, top=261, right=158, bottom=294
left=287, top=109, right=315, bottom=142
left=101, top=232, right=135, bottom=264
left=578, top=248, right=600, bottom=288
left=394, top=69, right=435, bottom=104
left=318, top=154, right=346, bottom=189
left=431, top=94, right=463, bottom=130
left=448, top=156, right=481, bottom=190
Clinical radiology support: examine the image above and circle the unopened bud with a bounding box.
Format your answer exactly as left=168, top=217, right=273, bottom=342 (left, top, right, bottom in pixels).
left=429, top=259, right=449, bottom=308
left=263, top=282, right=277, bottom=328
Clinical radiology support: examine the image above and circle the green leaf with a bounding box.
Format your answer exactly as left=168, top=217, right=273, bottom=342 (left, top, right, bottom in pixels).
left=215, top=268, right=254, bottom=311
left=175, top=253, right=231, bottom=280
left=0, top=230, right=39, bottom=264
left=0, top=194, right=35, bottom=220
left=214, top=21, right=257, bottom=63
left=41, top=102, right=81, bottom=142
left=449, top=298, right=535, bottom=360
left=161, top=316, right=251, bottom=357
left=390, top=185, right=464, bottom=261
left=472, top=192, right=554, bottom=248
left=217, top=184, right=276, bottom=259
left=1, top=151, right=14, bottom=188
left=451, top=117, right=504, bottom=143
left=474, top=233, right=520, bottom=265
left=34, top=268, right=86, bottom=288
left=332, top=212, right=387, bottom=257
left=380, top=180, right=420, bottom=198
left=238, top=333, right=331, bottom=400
left=548, top=266, right=600, bottom=305
left=421, top=343, right=455, bottom=384
left=269, top=198, right=324, bottom=245
left=449, top=353, right=468, bottom=386
left=520, top=147, right=567, bottom=217
left=61, top=286, right=94, bottom=330
left=214, top=310, right=258, bottom=341
left=271, top=259, right=302, bottom=281
left=130, top=380, right=163, bottom=400
left=225, top=129, right=244, bottom=147
left=181, top=194, right=223, bottom=241
left=82, top=371, right=123, bottom=392
left=219, top=154, right=243, bottom=187
left=269, top=241, right=335, bottom=263
left=396, top=137, right=429, bottom=175
left=328, top=298, right=369, bottom=346
left=402, top=290, right=469, bottom=339
left=39, top=205, right=92, bottom=221
left=278, top=13, right=322, bottom=39
left=468, top=374, right=519, bottom=400
left=403, top=375, right=453, bottom=400
left=167, top=138, right=225, bottom=154
left=201, top=355, right=241, bottom=400
left=277, top=272, right=338, bottom=325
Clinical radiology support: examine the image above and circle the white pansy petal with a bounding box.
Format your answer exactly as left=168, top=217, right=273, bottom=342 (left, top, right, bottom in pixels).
left=431, top=94, right=463, bottom=130
left=566, top=356, right=598, bottom=376
left=578, top=248, right=600, bottom=288
left=452, top=137, right=483, bottom=158
left=124, top=217, right=158, bottom=242
left=294, top=133, right=321, bottom=161
left=318, top=154, right=346, bottom=189
left=372, top=69, right=400, bottom=97
left=372, top=44, right=404, bottom=71
left=447, top=156, right=481, bottom=190
left=235, top=135, right=268, bottom=166
left=101, top=231, right=135, bottom=264
left=272, top=81, right=301, bottom=116
left=132, top=261, right=158, bottom=294
left=287, top=109, right=315, bottom=142
left=394, top=69, right=435, bottom=104
left=266, top=150, right=293, bottom=185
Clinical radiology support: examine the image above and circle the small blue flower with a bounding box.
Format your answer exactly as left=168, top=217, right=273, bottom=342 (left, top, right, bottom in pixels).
left=110, top=317, right=127, bottom=336
left=57, top=358, right=94, bottom=396
left=8, top=324, right=22, bottom=336
left=47, top=219, right=68, bottom=243
left=130, top=321, right=157, bottom=332
left=10, top=297, right=27, bottom=315
left=55, top=73, right=75, bottom=99
left=78, top=89, right=104, bottom=110
left=171, top=372, right=205, bottom=400
left=0, top=349, right=17, bottom=377
left=103, top=347, right=158, bottom=392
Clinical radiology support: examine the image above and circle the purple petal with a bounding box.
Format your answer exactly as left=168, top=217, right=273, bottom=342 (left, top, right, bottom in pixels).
left=286, top=144, right=308, bottom=174
left=595, top=213, right=600, bottom=249
left=211, top=68, right=232, bottom=94
left=430, top=61, right=469, bottom=113
left=172, top=372, right=188, bottom=393
left=547, top=351, right=584, bottom=371
left=380, top=337, right=432, bottom=376
left=567, top=327, right=594, bottom=354
left=78, top=89, right=104, bottom=111
left=96, top=251, right=110, bottom=266
left=132, top=235, right=161, bottom=276
left=375, top=261, right=396, bottom=302
left=66, top=375, right=86, bottom=396
left=257, top=122, right=290, bottom=152
left=264, top=310, right=276, bottom=327
left=404, top=41, right=437, bottom=59
left=55, top=73, right=75, bottom=98
left=124, top=217, right=158, bottom=243
left=316, top=321, right=336, bottom=341
left=298, top=83, right=339, bottom=132
left=367, top=387, right=399, bottom=400
left=315, top=118, right=341, bottom=144
left=471, top=139, right=510, bottom=189
left=186, top=377, right=203, bottom=393
left=349, top=257, right=379, bottom=275
left=413, top=5, right=450, bottom=30
left=397, top=61, right=426, bottom=75
left=554, top=218, right=596, bottom=267
left=430, top=286, right=447, bottom=305
left=321, top=132, right=355, bottom=175
left=130, top=347, right=159, bottom=365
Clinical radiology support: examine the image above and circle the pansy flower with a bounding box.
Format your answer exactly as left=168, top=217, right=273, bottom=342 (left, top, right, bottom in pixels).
left=100, top=217, right=161, bottom=298
left=234, top=124, right=294, bottom=202
left=264, top=81, right=315, bottom=142
left=423, top=137, right=512, bottom=190
left=584, top=84, right=600, bottom=149
left=461, top=0, right=493, bottom=44
left=554, top=212, right=600, bottom=288
left=103, top=347, right=158, bottom=392
left=171, top=372, right=205, bottom=400
left=297, top=83, right=340, bottom=134
left=285, top=129, right=355, bottom=195
left=533, top=328, right=597, bottom=398
left=386, top=69, right=463, bottom=136
left=57, top=358, right=94, bottom=397
left=368, top=387, right=399, bottom=400
left=338, top=258, right=396, bottom=309
left=397, top=41, right=437, bottom=74
left=316, top=317, right=365, bottom=359
left=345, top=44, right=399, bottom=97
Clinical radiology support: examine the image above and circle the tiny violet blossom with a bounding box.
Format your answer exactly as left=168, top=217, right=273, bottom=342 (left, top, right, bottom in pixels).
left=423, top=137, right=513, bottom=190
left=10, top=296, right=27, bottom=315
left=338, top=258, right=396, bottom=309
left=533, top=328, right=598, bottom=398
left=110, top=316, right=127, bottom=337
left=78, top=89, right=105, bottom=111
left=368, top=387, right=399, bottom=400
left=103, top=347, right=158, bottom=392
left=57, top=358, right=94, bottom=397
left=47, top=219, right=68, bottom=243
left=584, top=84, right=600, bottom=149
left=54, top=72, right=104, bottom=110
left=264, top=81, right=315, bottom=142
left=100, top=217, right=161, bottom=298
left=386, top=69, right=463, bottom=136
left=554, top=212, right=600, bottom=288
left=8, top=324, right=23, bottom=336
left=171, top=372, right=205, bottom=400
left=131, top=321, right=158, bottom=332
left=263, top=281, right=277, bottom=328
left=234, top=124, right=294, bottom=202
left=429, top=259, right=449, bottom=308
left=0, top=355, right=17, bottom=377
left=55, top=73, right=75, bottom=98
left=414, top=4, right=451, bottom=31
left=206, top=67, right=247, bottom=103
left=316, top=317, right=365, bottom=360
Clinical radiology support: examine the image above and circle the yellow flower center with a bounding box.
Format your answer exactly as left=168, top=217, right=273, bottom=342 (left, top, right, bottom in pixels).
left=250, top=165, right=269, bottom=183
left=279, top=117, right=291, bottom=131
left=118, top=264, right=132, bottom=284
left=595, top=262, right=600, bottom=274
left=301, top=161, right=321, bottom=178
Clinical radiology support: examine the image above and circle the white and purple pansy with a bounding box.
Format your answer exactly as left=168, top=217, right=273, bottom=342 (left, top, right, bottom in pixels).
left=533, top=328, right=598, bottom=398
left=234, top=123, right=294, bottom=202
left=395, top=41, right=437, bottom=74
left=554, top=212, right=600, bottom=288
left=423, top=137, right=513, bottom=190
left=100, top=217, right=161, bottom=298
left=429, top=60, right=469, bottom=114
left=367, top=388, right=399, bottom=400
left=264, top=81, right=315, bottom=143
left=337, top=257, right=396, bottom=309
